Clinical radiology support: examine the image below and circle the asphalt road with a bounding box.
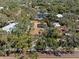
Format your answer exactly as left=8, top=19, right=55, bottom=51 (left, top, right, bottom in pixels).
left=38, top=51, right=79, bottom=58
left=0, top=57, right=16, bottom=59
left=0, top=52, right=79, bottom=59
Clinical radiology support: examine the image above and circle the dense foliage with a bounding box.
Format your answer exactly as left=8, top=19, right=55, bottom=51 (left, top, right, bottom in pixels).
left=0, top=0, right=79, bottom=58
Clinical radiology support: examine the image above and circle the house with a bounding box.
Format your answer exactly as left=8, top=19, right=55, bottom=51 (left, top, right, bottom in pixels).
left=2, top=23, right=18, bottom=32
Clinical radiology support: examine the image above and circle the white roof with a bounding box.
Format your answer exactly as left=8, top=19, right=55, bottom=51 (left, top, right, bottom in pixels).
left=2, top=23, right=18, bottom=32
left=53, top=22, right=61, bottom=27
left=56, top=14, right=63, bottom=18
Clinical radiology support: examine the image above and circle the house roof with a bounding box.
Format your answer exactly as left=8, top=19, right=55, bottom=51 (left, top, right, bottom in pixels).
left=2, top=23, right=18, bottom=32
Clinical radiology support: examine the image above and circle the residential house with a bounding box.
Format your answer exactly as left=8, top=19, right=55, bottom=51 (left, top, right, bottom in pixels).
left=2, top=22, right=18, bottom=32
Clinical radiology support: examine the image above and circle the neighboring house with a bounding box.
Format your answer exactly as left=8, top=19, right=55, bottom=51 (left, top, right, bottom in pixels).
left=2, top=23, right=18, bottom=32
